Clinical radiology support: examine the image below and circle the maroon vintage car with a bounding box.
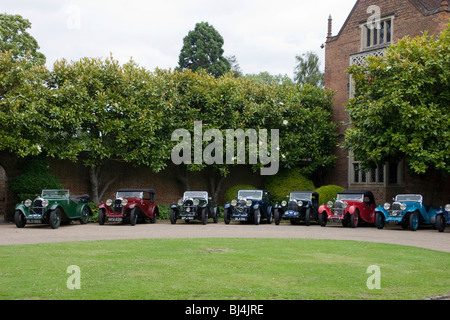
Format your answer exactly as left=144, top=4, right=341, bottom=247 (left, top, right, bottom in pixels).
left=318, top=190, right=376, bottom=228
left=98, top=189, right=159, bottom=226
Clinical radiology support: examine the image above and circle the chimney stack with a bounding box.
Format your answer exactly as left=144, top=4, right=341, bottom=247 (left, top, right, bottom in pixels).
left=327, top=15, right=333, bottom=40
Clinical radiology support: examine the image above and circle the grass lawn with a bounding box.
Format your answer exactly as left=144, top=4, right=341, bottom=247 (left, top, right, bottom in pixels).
left=0, top=238, right=448, bottom=300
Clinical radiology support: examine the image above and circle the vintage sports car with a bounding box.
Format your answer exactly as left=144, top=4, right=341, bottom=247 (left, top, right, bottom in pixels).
left=375, top=194, right=436, bottom=231
left=14, top=189, right=92, bottom=229
left=435, top=204, right=450, bottom=232
left=318, top=190, right=376, bottom=228
left=224, top=189, right=273, bottom=225
left=274, top=191, right=320, bottom=226
left=170, top=191, right=219, bottom=224
left=98, top=189, right=159, bottom=226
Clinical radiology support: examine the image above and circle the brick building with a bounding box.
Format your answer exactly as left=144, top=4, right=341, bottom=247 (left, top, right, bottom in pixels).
left=324, top=0, right=449, bottom=204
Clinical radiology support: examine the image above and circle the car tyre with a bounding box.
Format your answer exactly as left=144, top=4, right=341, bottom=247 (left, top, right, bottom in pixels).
left=350, top=210, right=359, bottom=228
left=14, top=210, right=26, bottom=228
left=254, top=209, right=261, bottom=225
left=274, top=209, right=280, bottom=225
left=130, top=208, right=137, bottom=226
left=224, top=208, right=231, bottom=224
left=435, top=214, right=445, bottom=232
left=319, top=211, right=327, bottom=227
left=305, top=208, right=311, bottom=226
left=169, top=208, right=177, bottom=225
left=49, top=208, right=61, bottom=229
left=409, top=211, right=419, bottom=231
left=213, top=207, right=219, bottom=223
left=98, top=208, right=106, bottom=225
left=80, top=206, right=90, bottom=224
left=201, top=208, right=208, bottom=225
left=375, top=212, right=385, bottom=229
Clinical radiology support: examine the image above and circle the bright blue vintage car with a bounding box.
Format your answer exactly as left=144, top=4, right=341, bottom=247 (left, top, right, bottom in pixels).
left=435, top=204, right=450, bottom=232
left=375, top=194, right=436, bottom=231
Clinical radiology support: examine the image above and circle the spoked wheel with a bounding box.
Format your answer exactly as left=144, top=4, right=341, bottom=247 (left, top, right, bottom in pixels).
left=14, top=210, right=26, bottom=228
left=350, top=210, right=359, bottom=228
left=409, top=211, right=419, bottom=231
left=50, top=208, right=61, bottom=229
left=130, top=208, right=138, bottom=226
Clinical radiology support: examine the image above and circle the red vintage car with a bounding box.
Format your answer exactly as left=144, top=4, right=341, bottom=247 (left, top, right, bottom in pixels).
left=98, top=189, right=159, bottom=226
left=318, top=190, right=376, bottom=228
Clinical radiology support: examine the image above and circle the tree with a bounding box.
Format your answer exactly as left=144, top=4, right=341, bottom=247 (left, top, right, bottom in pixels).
left=0, top=13, right=46, bottom=65
left=294, top=51, right=324, bottom=87
left=177, top=22, right=231, bottom=77
left=245, top=71, right=294, bottom=86
left=45, top=56, right=171, bottom=203
left=344, top=24, right=450, bottom=175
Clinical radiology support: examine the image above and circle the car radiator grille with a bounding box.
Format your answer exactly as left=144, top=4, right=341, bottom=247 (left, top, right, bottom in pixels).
left=33, top=199, right=44, bottom=215
left=392, top=202, right=401, bottom=211
left=288, top=201, right=298, bottom=211
left=113, top=199, right=123, bottom=213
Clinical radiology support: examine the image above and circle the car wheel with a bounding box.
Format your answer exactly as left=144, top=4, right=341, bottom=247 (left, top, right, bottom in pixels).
left=130, top=208, right=137, bottom=226
left=201, top=208, right=208, bottom=225
left=49, top=208, right=61, bottom=229
left=350, top=210, right=359, bottom=228
left=435, top=214, right=445, bottom=232
left=266, top=210, right=273, bottom=224
left=169, top=208, right=177, bottom=225
left=98, top=208, right=106, bottom=225
left=319, top=211, right=327, bottom=227
left=80, top=206, right=90, bottom=224
left=375, top=212, right=385, bottom=229
left=213, top=207, right=219, bottom=223
left=274, top=209, right=280, bottom=225
left=305, top=208, right=311, bottom=226
left=224, top=208, right=231, bottom=225
left=409, top=211, right=419, bottom=231
left=14, top=210, right=26, bottom=228
left=254, top=209, right=261, bottom=225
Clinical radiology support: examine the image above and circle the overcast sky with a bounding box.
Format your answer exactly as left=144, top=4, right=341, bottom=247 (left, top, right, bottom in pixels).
left=3, top=0, right=357, bottom=77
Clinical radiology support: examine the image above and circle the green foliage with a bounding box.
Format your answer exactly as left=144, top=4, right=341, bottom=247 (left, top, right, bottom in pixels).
left=177, top=22, right=231, bottom=77
left=0, top=13, right=46, bottom=65
left=264, top=167, right=315, bottom=203
left=9, top=156, right=63, bottom=201
left=345, top=24, right=450, bottom=175
left=315, top=185, right=345, bottom=205
left=294, top=51, right=324, bottom=87
left=224, top=184, right=257, bottom=203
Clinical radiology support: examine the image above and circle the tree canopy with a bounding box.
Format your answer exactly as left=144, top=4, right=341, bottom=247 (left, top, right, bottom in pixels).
left=294, top=51, right=324, bottom=87
left=177, top=22, right=231, bottom=77
left=0, top=13, right=46, bottom=65
left=344, top=24, right=450, bottom=175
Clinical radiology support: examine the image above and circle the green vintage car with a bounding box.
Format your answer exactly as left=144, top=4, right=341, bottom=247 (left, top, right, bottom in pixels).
left=14, top=189, right=92, bottom=229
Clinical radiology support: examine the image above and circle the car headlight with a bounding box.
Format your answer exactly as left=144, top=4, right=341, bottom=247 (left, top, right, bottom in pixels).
left=246, top=200, right=252, bottom=207
left=25, top=199, right=32, bottom=207
left=231, top=200, right=237, bottom=206
left=445, top=204, right=450, bottom=212
left=106, top=199, right=113, bottom=206
left=42, top=199, right=49, bottom=207
left=327, top=201, right=333, bottom=208
left=342, top=201, right=348, bottom=209
left=297, top=201, right=303, bottom=207
left=193, top=199, right=200, bottom=206
left=281, top=201, right=287, bottom=207
left=384, top=203, right=391, bottom=210
left=400, top=203, right=407, bottom=211
left=178, top=199, right=183, bottom=206
left=121, top=199, right=128, bottom=206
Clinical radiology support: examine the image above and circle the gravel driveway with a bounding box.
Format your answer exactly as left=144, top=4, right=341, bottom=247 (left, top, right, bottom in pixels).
left=1, top=219, right=449, bottom=253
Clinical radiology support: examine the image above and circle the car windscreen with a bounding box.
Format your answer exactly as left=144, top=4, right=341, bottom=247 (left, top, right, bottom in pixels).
left=337, top=193, right=363, bottom=202
left=116, top=191, right=143, bottom=199
left=290, top=192, right=312, bottom=201
left=395, top=195, right=422, bottom=202
left=41, top=190, right=69, bottom=198
left=238, top=190, right=263, bottom=200
left=184, top=191, right=208, bottom=200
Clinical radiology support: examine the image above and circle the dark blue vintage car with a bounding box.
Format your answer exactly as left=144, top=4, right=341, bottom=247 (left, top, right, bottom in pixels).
left=435, top=204, right=450, bottom=232
left=224, top=189, right=273, bottom=225
left=273, top=191, right=319, bottom=226
left=375, top=194, right=436, bottom=231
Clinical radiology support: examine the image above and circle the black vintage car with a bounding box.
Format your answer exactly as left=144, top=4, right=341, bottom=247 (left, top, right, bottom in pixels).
left=274, top=191, right=320, bottom=226
left=170, top=191, right=219, bottom=225
left=224, top=189, right=273, bottom=225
